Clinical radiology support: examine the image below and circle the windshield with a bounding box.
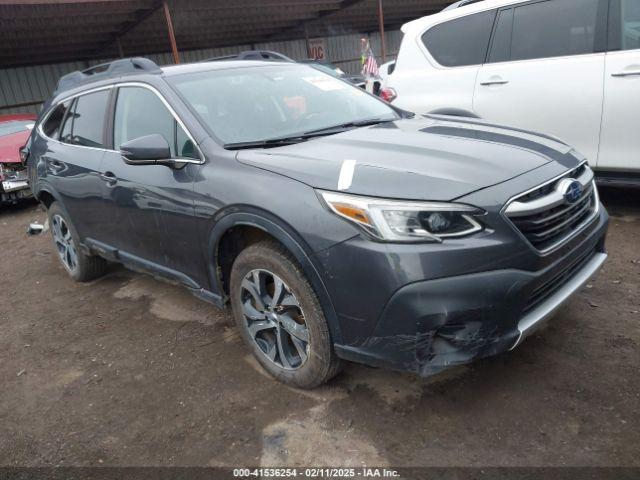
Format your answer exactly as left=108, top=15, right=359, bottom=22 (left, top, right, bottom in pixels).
left=308, top=62, right=344, bottom=77
left=168, top=65, right=398, bottom=146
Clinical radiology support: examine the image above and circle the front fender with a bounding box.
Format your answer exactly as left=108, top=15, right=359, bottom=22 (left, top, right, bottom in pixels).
left=206, top=207, right=343, bottom=345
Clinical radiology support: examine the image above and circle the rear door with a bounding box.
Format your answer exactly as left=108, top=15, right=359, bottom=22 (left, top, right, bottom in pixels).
left=41, top=89, right=111, bottom=240
left=597, top=0, right=640, bottom=172
left=473, top=0, right=608, bottom=165
left=99, top=84, right=203, bottom=283
left=395, top=8, right=496, bottom=114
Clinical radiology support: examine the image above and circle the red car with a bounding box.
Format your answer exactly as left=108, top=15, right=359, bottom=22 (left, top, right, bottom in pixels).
left=0, top=113, right=37, bottom=205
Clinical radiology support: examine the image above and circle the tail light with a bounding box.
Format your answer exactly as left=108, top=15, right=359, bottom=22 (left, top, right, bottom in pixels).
left=19, top=146, right=30, bottom=165
left=379, top=87, right=397, bottom=103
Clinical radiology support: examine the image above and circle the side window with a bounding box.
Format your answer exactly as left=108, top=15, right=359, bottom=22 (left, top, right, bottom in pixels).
left=62, top=90, right=110, bottom=148
left=42, top=100, right=72, bottom=139
left=615, top=0, right=640, bottom=51
left=59, top=100, right=75, bottom=142
left=176, top=125, right=196, bottom=159
left=488, top=9, right=514, bottom=63
left=422, top=9, right=496, bottom=67
left=509, top=0, right=603, bottom=62
left=114, top=86, right=198, bottom=160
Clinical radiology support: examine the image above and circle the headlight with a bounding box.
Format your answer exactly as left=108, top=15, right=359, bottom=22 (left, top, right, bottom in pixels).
left=320, top=191, right=484, bottom=242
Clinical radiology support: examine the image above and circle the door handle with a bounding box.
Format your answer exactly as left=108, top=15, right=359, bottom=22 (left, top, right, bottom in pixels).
left=47, top=160, right=65, bottom=174
left=100, top=171, right=118, bottom=186
left=611, top=70, right=640, bottom=77
left=480, top=79, right=510, bottom=86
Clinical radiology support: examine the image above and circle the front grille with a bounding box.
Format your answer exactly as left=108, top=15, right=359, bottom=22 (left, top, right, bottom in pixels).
left=524, top=247, right=596, bottom=314
left=505, top=163, right=598, bottom=253
left=510, top=185, right=596, bottom=250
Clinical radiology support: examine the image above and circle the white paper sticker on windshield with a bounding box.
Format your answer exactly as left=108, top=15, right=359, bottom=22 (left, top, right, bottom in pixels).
left=303, top=76, right=346, bottom=91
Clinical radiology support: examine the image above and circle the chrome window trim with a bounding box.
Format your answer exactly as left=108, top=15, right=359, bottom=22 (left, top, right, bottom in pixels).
left=501, top=161, right=601, bottom=256
left=37, top=82, right=205, bottom=165
left=116, top=82, right=204, bottom=164
left=37, top=85, right=115, bottom=154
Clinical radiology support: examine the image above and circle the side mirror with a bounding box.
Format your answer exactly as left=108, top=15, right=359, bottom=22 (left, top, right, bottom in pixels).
left=120, top=134, right=172, bottom=166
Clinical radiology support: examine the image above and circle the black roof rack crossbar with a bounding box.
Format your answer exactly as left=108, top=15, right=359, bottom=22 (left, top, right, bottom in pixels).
left=53, top=57, right=161, bottom=96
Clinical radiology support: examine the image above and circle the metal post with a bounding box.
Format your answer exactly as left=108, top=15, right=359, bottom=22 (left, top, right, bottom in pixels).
left=116, top=37, right=124, bottom=58
left=163, top=0, right=180, bottom=64
left=377, top=0, right=387, bottom=63
left=304, top=23, right=311, bottom=58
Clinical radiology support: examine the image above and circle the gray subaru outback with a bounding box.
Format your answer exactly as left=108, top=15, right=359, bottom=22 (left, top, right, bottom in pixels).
left=25, top=57, right=608, bottom=388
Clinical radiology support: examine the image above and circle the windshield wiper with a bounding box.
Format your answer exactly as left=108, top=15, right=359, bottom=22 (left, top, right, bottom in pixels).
left=224, top=136, right=311, bottom=150
left=303, top=117, right=396, bottom=136
left=224, top=117, right=397, bottom=150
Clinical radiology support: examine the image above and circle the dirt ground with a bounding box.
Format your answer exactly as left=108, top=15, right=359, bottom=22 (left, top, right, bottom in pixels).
left=0, top=188, right=638, bottom=468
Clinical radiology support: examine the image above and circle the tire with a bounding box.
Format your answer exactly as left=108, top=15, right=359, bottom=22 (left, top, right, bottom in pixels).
left=230, top=240, right=342, bottom=389
left=47, top=201, right=107, bottom=282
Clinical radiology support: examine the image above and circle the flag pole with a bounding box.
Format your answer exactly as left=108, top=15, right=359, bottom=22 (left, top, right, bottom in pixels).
left=163, top=0, right=180, bottom=64
left=377, top=0, right=387, bottom=63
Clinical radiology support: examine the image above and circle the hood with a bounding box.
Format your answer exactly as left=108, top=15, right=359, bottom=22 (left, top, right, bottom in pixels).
left=0, top=114, right=37, bottom=123
left=237, top=116, right=579, bottom=201
left=346, top=74, right=365, bottom=84
left=0, top=130, right=31, bottom=164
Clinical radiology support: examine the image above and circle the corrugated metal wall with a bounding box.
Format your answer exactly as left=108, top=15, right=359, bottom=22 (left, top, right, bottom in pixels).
left=0, top=31, right=402, bottom=116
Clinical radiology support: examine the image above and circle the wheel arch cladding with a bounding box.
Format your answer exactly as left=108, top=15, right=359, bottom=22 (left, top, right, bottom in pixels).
left=37, top=189, right=56, bottom=209
left=33, top=180, right=63, bottom=209
left=208, top=207, right=343, bottom=345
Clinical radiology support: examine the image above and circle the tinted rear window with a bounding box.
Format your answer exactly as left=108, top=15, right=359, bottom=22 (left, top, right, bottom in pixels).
left=42, top=101, right=71, bottom=139
left=422, top=9, right=496, bottom=67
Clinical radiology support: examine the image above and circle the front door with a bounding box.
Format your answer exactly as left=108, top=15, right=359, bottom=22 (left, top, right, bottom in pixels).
left=473, top=0, right=608, bottom=165
left=100, top=84, right=203, bottom=284
left=597, top=0, right=640, bottom=172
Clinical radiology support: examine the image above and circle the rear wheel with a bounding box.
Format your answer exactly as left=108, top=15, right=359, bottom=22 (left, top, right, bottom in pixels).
left=47, top=202, right=107, bottom=282
left=230, top=240, right=341, bottom=388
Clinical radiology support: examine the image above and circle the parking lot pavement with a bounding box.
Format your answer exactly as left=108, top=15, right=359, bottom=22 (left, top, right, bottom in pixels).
left=0, top=189, right=638, bottom=468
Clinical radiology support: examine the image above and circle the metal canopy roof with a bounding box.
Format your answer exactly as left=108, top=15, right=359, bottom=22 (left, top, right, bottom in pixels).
left=0, top=0, right=454, bottom=68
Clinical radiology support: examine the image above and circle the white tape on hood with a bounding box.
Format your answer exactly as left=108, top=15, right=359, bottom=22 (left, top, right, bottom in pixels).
left=338, top=159, right=356, bottom=191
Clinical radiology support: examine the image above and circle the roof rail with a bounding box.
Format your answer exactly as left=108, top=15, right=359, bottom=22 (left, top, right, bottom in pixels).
left=54, top=57, right=161, bottom=96
left=202, top=50, right=295, bottom=63
left=442, top=0, right=486, bottom=11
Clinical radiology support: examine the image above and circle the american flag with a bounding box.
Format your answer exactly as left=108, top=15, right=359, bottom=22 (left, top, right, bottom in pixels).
left=362, top=52, right=379, bottom=78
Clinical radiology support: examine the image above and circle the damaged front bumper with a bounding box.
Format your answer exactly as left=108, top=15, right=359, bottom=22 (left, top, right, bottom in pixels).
left=1, top=166, right=32, bottom=204
left=327, top=208, right=609, bottom=377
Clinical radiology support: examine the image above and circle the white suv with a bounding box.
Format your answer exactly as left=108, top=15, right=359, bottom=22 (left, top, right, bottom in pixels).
left=385, top=0, right=640, bottom=184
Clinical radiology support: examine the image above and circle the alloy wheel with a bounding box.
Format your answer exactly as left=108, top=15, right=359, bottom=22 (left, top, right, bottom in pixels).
left=240, top=269, right=309, bottom=370
left=51, top=214, right=78, bottom=273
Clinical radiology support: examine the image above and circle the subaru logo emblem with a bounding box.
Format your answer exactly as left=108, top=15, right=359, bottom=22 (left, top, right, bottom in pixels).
left=557, top=178, right=583, bottom=204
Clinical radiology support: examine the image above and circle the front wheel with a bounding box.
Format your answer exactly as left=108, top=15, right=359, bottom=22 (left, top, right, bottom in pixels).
left=47, top=202, right=107, bottom=282
left=230, top=240, right=342, bottom=389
